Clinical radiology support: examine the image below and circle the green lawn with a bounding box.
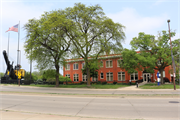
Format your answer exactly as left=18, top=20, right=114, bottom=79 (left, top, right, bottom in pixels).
left=0, top=84, right=130, bottom=89
left=139, top=83, right=180, bottom=89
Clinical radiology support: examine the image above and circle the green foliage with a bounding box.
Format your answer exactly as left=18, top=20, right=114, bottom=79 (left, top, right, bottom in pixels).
left=42, top=69, right=57, bottom=80
left=101, top=82, right=107, bottom=85
left=24, top=72, right=37, bottom=83
left=24, top=7, right=72, bottom=87
left=81, top=60, right=100, bottom=78
left=121, top=31, right=179, bottom=84
left=59, top=76, right=71, bottom=82
left=0, top=72, right=4, bottom=77
left=64, top=3, right=125, bottom=85
left=120, top=49, right=155, bottom=74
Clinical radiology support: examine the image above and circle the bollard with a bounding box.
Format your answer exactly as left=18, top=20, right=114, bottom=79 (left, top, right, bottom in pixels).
left=136, top=81, right=138, bottom=88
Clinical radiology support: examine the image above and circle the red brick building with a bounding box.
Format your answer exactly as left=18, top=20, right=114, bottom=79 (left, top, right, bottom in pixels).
left=63, top=54, right=172, bottom=83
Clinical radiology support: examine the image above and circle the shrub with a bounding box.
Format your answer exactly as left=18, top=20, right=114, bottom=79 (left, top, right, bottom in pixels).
left=97, top=81, right=101, bottom=84
left=101, top=82, right=107, bottom=85
left=113, top=81, right=117, bottom=85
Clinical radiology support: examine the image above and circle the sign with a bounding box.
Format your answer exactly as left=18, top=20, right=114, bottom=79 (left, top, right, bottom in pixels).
left=18, top=72, right=21, bottom=79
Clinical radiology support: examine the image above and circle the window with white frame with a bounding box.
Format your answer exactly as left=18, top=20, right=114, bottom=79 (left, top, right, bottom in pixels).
left=118, top=72, right=125, bottom=81
left=65, top=64, right=70, bottom=70
left=82, top=75, right=87, bottom=81
left=92, top=76, right=98, bottom=81
left=130, top=73, right=138, bottom=80
left=159, top=70, right=165, bottom=77
left=100, top=73, right=104, bottom=79
left=106, top=72, right=113, bottom=81
left=65, top=74, right=70, bottom=78
left=73, top=63, right=79, bottom=70
left=117, top=59, right=123, bottom=67
left=73, top=74, right=79, bottom=82
left=82, top=62, right=85, bottom=69
left=106, top=60, right=113, bottom=68
left=100, top=61, right=103, bottom=67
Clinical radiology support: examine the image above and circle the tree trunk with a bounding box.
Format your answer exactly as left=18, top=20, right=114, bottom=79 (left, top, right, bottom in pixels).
left=159, top=69, right=164, bottom=85
left=55, top=64, right=59, bottom=87
left=86, top=67, right=91, bottom=86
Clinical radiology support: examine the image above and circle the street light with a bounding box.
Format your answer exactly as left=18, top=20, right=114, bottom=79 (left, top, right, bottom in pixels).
left=167, top=19, right=176, bottom=90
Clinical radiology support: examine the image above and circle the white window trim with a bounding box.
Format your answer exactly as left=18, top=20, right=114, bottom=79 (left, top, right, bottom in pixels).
left=82, top=62, right=85, bottom=69
left=106, top=60, right=113, bottom=68
left=100, top=73, right=104, bottom=79
left=65, top=74, right=70, bottom=78
left=118, top=72, right=125, bottom=81
left=65, top=64, right=70, bottom=71
left=117, top=59, right=123, bottom=67
left=82, top=74, right=87, bottom=82
left=106, top=72, right=113, bottom=81
left=100, top=61, right=103, bottom=67
left=130, top=73, right=138, bottom=81
left=92, top=76, right=98, bottom=82
left=73, top=63, right=79, bottom=70
left=73, top=74, right=79, bottom=82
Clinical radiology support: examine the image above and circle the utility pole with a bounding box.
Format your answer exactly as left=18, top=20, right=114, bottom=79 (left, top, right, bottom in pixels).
left=167, top=19, right=176, bottom=90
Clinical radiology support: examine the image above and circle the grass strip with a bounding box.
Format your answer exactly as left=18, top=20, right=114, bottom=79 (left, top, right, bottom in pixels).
left=139, top=83, right=180, bottom=89
left=0, top=84, right=130, bottom=89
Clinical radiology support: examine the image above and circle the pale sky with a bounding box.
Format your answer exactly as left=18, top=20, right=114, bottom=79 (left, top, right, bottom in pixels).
left=0, top=0, right=179, bottom=75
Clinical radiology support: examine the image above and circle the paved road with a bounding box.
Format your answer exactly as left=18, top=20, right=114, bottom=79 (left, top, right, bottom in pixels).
left=0, top=94, right=180, bottom=120
left=0, top=85, right=180, bottom=95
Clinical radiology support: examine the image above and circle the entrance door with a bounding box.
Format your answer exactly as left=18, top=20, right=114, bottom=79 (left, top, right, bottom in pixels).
left=143, top=73, right=151, bottom=82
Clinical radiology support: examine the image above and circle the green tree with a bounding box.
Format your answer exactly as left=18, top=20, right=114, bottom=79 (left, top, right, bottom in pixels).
left=0, top=72, right=4, bottom=77
left=24, top=10, right=72, bottom=87
left=24, top=72, right=37, bottom=83
left=81, top=60, right=100, bottom=80
left=42, top=69, right=57, bottom=80
left=122, top=31, right=179, bottom=84
left=65, top=3, right=125, bottom=86
left=119, top=49, right=156, bottom=74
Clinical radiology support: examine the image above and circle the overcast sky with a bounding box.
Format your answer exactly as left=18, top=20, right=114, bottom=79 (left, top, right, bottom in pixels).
left=0, top=0, right=179, bottom=75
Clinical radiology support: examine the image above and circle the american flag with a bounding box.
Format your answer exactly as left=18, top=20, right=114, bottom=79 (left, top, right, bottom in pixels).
left=6, top=24, right=19, bottom=32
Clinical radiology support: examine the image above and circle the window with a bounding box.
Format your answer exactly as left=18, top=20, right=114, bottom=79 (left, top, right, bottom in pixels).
left=130, top=73, right=138, bottom=80
left=106, top=72, right=113, bottom=81
left=100, top=61, right=103, bottom=67
left=82, top=62, right=85, bottom=69
left=159, top=71, right=165, bottom=77
left=65, top=64, right=70, bottom=70
left=117, top=59, right=123, bottom=67
left=73, top=74, right=79, bottom=82
left=82, top=75, right=87, bottom=81
left=65, top=74, right=70, bottom=78
left=118, top=72, right=125, bottom=81
left=73, top=63, right=79, bottom=70
left=100, top=73, right=104, bottom=79
left=106, top=60, right=113, bottom=68
left=92, top=76, right=98, bottom=81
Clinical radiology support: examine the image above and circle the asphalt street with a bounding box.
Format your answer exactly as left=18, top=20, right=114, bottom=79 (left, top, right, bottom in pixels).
left=0, top=94, right=180, bottom=120
left=0, top=85, right=180, bottom=95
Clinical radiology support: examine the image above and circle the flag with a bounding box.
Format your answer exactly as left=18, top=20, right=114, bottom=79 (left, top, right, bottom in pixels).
left=6, top=24, right=19, bottom=32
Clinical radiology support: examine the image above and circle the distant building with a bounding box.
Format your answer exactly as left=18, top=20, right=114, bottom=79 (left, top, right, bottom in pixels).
left=63, top=54, right=172, bottom=83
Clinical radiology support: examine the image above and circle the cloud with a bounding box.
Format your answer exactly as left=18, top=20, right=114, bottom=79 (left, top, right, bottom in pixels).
left=107, top=8, right=168, bottom=46
left=2, top=2, right=53, bottom=27
left=1, top=2, right=54, bottom=73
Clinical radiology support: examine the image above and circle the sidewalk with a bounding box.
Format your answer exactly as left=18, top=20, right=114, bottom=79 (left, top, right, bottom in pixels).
left=0, top=111, right=125, bottom=120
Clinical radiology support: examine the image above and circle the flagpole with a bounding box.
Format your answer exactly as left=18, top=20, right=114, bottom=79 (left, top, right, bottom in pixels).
left=17, top=21, right=20, bottom=86
left=7, top=33, right=10, bottom=58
